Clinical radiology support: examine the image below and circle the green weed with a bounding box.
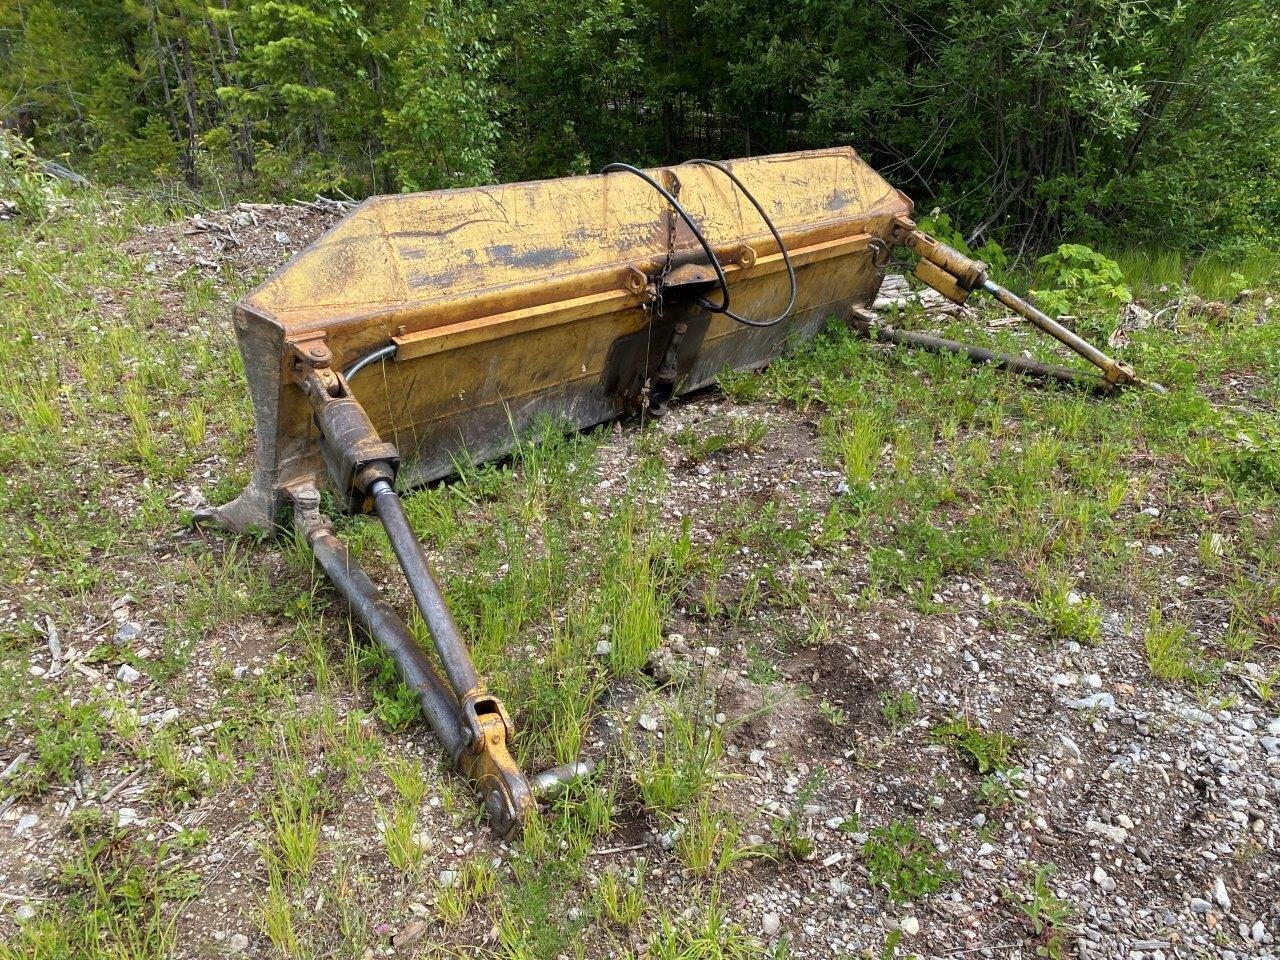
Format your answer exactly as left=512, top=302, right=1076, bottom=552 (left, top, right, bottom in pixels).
left=931, top=717, right=1016, bottom=774
left=863, top=819, right=955, bottom=903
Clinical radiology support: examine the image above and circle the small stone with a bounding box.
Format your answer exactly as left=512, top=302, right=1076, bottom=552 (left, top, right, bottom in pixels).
left=595, top=639, right=612, bottom=656
left=1116, top=814, right=1134, bottom=830
left=274, top=231, right=291, bottom=245
left=1212, top=877, right=1230, bottom=910
left=394, top=920, right=428, bottom=950
left=116, top=664, right=141, bottom=684
left=900, top=917, right=920, bottom=936
left=114, top=621, right=142, bottom=643
left=971, top=813, right=986, bottom=828
left=233, top=665, right=249, bottom=680
left=14, top=813, right=38, bottom=835
left=15, top=904, right=36, bottom=924
left=1069, top=692, right=1115, bottom=710
left=1092, top=866, right=1116, bottom=892
left=438, top=869, right=457, bottom=888
left=1175, top=575, right=1193, bottom=588
left=638, top=713, right=659, bottom=732
left=1145, top=544, right=1166, bottom=557
left=227, top=933, right=250, bottom=953
left=1082, top=673, right=1103, bottom=689
left=1189, top=898, right=1211, bottom=915
left=1251, top=920, right=1265, bottom=943
left=1058, top=733, right=1083, bottom=761
left=762, top=912, right=781, bottom=936
left=1086, top=819, right=1128, bottom=844
left=115, top=808, right=141, bottom=827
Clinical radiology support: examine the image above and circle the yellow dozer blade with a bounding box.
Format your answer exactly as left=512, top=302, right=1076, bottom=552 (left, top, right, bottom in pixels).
left=199, top=148, right=1158, bottom=837
left=210, top=148, right=907, bottom=530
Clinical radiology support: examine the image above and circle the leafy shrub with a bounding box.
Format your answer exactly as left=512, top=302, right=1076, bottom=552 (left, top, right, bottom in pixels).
left=1032, top=244, right=1132, bottom=317
left=0, top=131, right=61, bottom=220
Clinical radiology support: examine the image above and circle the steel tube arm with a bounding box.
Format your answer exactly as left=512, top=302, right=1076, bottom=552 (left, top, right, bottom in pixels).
left=369, top=480, right=483, bottom=704
left=980, top=279, right=1165, bottom=393
left=308, top=527, right=466, bottom=758
left=855, top=317, right=1115, bottom=393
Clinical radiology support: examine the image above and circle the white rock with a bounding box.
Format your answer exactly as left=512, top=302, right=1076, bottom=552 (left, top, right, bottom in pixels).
left=595, top=639, right=612, bottom=656
left=1145, top=544, right=1166, bottom=557
left=637, top=713, right=659, bottom=732
left=116, top=664, right=141, bottom=684
left=14, top=903, right=36, bottom=924
left=900, top=917, right=920, bottom=936
left=438, top=869, right=457, bottom=888
left=1092, top=866, right=1116, bottom=891
left=1068, top=692, right=1115, bottom=710
left=762, top=912, right=781, bottom=936
left=1189, top=897, right=1212, bottom=914
left=1212, top=877, right=1230, bottom=910
left=1058, top=733, right=1083, bottom=761
left=227, top=933, right=250, bottom=953
left=1251, top=920, right=1265, bottom=943
left=1086, top=819, right=1128, bottom=844
left=115, top=808, right=141, bottom=827
left=14, top=813, right=38, bottom=835
left=1083, top=673, right=1103, bottom=689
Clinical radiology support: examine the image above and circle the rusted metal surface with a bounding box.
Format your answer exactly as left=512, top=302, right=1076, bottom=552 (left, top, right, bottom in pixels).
left=205, top=147, right=908, bottom=531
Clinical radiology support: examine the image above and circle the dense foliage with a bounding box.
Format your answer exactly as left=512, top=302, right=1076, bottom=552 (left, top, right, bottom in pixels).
left=2, top=0, right=1279, bottom=247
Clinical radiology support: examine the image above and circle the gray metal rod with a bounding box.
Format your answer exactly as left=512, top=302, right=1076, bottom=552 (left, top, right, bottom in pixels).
left=868, top=324, right=1115, bottom=393
left=980, top=278, right=1113, bottom=368
left=370, top=479, right=482, bottom=701
left=309, top=528, right=465, bottom=758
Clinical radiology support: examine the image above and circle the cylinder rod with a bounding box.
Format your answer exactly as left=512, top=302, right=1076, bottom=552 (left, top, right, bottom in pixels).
left=370, top=479, right=482, bottom=702
left=308, top=528, right=465, bottom=758
left=865, top=324, right=1115, bottom=393
left=979, top=278, right=1165, bottom=393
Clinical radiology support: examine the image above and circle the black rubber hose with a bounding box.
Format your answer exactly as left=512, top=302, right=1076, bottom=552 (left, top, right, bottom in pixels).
left=600, top=161, right=732, bottom=315
left=684, top=158, right=797, bottom=328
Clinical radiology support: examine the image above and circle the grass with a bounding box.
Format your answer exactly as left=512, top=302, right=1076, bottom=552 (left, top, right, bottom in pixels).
left=634, top=696, right=725, bottom=815
left=1033, top=577, right=1104, bottom=645
left=1, top=183, right=1277, bottom=952
left=1144, top=609, right=1215, bottom=687
left=676, top=799, right=767, bottom=876
left=879, top=690, right=919, bottom=730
